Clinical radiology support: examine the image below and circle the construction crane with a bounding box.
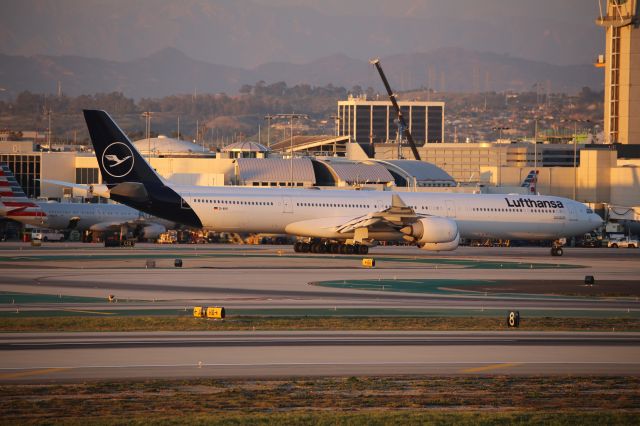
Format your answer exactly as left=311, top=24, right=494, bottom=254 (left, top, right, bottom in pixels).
left=370, top=58, right=421, bottom=161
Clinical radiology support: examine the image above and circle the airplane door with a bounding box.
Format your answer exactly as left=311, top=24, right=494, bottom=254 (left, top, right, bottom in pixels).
left=282, top=196, right=293, bottom=213
left=445, top=200, right=456, bottom=218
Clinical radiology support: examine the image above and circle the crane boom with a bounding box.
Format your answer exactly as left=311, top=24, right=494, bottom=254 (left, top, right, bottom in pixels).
left=370, top=58, right=421, bottom=161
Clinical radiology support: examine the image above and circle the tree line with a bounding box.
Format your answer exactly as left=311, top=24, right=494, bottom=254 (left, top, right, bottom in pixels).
left=0, top=81, right=353, bottom=118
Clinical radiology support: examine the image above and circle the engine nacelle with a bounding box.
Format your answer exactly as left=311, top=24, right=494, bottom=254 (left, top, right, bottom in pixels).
left=419, top=232, right=460, bottom=251
left=88, top=184, right=111, bottom=198
left=141, top=223, right=166, bottom=239
left=400, top=217, right=458, bottom=244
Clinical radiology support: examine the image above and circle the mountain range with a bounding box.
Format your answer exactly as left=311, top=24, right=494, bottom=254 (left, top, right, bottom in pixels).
left=1, top=0, right=601, bottom=68
left=0, top=47, right=602, bottom=99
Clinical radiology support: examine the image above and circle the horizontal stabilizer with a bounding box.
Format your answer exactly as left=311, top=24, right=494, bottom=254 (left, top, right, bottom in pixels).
left=109, top=182, right=149, bottom=203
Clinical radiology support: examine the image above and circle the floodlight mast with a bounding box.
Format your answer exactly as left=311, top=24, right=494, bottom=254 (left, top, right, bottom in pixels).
left=369, top=58, right=421, bottom=161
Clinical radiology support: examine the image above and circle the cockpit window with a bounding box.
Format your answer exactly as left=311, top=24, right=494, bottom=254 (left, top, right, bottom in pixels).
left=586, top=208, right=593, bottom=214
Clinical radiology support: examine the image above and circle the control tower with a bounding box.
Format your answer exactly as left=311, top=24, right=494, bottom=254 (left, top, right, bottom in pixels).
left=596, top=0, right=640, bottom=145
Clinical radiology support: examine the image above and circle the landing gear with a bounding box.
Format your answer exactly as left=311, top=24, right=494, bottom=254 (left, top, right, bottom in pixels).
left=293, top=240, right=369, bottom=255
left=293, top=241, right=311, bottom=253
left=550, top=246, right=564, bottom=257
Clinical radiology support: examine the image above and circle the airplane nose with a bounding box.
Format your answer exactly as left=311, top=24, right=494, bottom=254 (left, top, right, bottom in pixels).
left=591, top=214, right=604, bottom=226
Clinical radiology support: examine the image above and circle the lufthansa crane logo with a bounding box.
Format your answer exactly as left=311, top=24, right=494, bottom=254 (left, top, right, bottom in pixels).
left=101, top=142, right=135, bottom=178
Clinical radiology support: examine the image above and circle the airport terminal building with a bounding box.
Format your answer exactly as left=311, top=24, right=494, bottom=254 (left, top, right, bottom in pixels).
left=1, top=133, right=639, bottom=210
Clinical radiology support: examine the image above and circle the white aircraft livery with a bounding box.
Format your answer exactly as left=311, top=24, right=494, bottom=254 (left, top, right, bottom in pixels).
left=0, top=163, right=171, bottom=239
left=83, top=110, right=603, bottom=256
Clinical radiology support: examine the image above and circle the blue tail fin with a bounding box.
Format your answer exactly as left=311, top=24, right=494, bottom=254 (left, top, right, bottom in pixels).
left=83, top=110, right=163, bottom=187
left=82, top=110, right=202, bottom=228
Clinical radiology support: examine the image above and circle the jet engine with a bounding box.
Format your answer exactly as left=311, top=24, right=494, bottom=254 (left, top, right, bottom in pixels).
left=400, top=216, right=458, bottom=244
left=140, top=223, right=166, bottom=239
left=419, top=232, right=460, bottom=251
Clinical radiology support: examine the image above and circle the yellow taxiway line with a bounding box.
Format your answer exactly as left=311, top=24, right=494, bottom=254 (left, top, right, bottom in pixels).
left=460, top=363, right=522, bottom=373
left=62, top=309, right=115, bottom=315
left=0, top=368, right=70, bottom=380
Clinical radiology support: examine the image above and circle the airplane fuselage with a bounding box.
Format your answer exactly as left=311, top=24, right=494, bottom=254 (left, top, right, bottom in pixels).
left=173, top=186, right=601, bottom=241
left=8, top=202, right=145, bottom=230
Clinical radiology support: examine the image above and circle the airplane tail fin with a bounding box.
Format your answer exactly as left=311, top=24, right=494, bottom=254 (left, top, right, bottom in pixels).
left=0, top=163, right=28, bottom=199
left=0, top=163, right=41, bottom=217
left=83, top=110, right=163, bottom=187
left=520, top=170, right=539, bottom=194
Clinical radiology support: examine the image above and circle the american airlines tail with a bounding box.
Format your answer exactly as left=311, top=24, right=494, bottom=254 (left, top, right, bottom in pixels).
left=521, top=170, right=539, bottom=194
left=0, top=163, right=44, bottom=221
left=83, top=110, right=202, bottom=228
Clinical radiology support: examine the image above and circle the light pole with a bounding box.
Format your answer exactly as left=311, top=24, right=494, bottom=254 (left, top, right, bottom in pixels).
left=492, top=126, right=509, bottom=187
left=269, top=114, right=309, bottom=187
left=45, top=109, right=52, bottom=147
left=264, top=115, right=274, bottom=148
left=573, top=121, right=577, bottom=200
left=141, top=111, right=154, bottom=164
left=532, top=118, right=540, bottom=193
left=492, top=126, right=509, bottom=141
left=561, top=119, right=590, bottom=200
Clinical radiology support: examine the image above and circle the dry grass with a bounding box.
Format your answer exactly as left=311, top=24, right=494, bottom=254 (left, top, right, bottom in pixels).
left=1, top=376, right=639, bottom=424
left=1, top=316, right=640, bottom=333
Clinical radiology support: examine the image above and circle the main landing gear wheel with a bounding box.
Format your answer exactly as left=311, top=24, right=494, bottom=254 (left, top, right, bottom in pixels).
left=295, top=241, right=369, bottom=255
left=357, top=245, right=369, bottom=255
left=550, top=246, right=564, bottom=256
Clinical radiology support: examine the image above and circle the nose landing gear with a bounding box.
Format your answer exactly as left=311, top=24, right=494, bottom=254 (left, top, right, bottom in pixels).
left=550, top=241, right=564, bottom=256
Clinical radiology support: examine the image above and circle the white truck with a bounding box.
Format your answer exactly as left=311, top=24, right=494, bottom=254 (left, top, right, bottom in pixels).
left=31, top=228, right=65, bottom=242
left=608, top=237, right=638, bottom=248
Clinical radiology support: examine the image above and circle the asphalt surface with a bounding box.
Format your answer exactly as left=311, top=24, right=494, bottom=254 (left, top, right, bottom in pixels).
left=1, top=331, right=639, bottom=382
left=0, top=244, right=638, bottom=315
left=1, top=243, right=639, bottom=382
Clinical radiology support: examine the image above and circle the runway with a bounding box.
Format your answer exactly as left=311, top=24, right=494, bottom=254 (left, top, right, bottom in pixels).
left=1, top=331, right=639, bottom=382
left=1, top=243, right=639, bottom=383
left=1, top=244, right=639, bottom=316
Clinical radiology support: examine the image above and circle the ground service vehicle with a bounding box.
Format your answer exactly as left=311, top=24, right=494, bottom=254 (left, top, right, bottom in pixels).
left=608, top=237, right=638, bottom=248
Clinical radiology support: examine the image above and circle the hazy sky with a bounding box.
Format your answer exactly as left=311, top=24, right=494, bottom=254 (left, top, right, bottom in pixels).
left=255, top=0, right=598, bottom=21
left=0, top=0, right=604, bottom=67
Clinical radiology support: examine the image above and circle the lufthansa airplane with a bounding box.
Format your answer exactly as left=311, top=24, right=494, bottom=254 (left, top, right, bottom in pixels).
left=83, top=110, right=602, bottom=256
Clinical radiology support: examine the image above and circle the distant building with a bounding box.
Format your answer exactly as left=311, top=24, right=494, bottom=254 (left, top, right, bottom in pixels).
left=337, top=96, right=444, bottom=146
left=133, top=135, right=215, bottom=158
left=221, top=141, right=270, bottom=159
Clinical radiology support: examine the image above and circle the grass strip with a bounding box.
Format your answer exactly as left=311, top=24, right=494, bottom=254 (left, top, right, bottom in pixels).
left=1, top=376, right=639, bottom=424
left=6, top=411, right=638, bottom=425
left=1, top=316, right=639, bottom=332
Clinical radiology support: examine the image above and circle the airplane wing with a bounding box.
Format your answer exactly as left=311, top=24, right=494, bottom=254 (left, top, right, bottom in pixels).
left=89, top=222, right=129, bottom=232
left=89, top=220, right=167, bottom=239
left=335, top=194, right=424, bottom=233
left=285, top=193, right=458, bottom=250
left=40, top=179, right=111, bottom=198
